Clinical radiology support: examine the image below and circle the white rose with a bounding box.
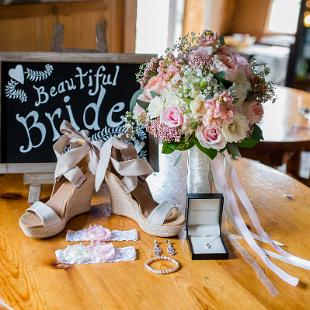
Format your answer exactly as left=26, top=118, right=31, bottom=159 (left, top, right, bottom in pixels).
left=162, top=89, right=184, bottom=107
left=190, top=93, right=206, bottom=117
left=148, top=96, right=164, bottom=119
left=229, top=72, right=251, bottom=106
left=221, top=112, right=249, bottom=143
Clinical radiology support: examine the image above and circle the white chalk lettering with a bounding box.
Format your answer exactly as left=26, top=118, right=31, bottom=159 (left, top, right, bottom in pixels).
left=83, top=85, right=106, bottom=130
left=45, top=108, right=61, bottom=141
left=107, top=101, right=125, bottom=127
left=16, top=111, right=46, bottom=153
left=75, top=67, right=88, bottom=90
left=33, top=85, right=49, bottom=106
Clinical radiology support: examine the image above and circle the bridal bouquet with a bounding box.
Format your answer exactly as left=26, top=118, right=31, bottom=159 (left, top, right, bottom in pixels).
left=126, top=30, right=275, bottom=159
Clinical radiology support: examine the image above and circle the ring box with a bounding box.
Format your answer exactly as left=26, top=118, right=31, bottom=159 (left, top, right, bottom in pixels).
left=186, top=193, right=229, bottom=260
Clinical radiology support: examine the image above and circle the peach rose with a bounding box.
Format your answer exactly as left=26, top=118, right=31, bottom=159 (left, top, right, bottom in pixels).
left=145, top=75, right=166, bottom=95
left=161, top=106, right=184, bottom=128
left=196, top=126, right=226, bottom=150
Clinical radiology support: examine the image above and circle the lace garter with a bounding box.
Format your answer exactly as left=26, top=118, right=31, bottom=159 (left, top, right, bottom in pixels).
left=55, top=242, right=137, bottom=264
left=66, top=225, right=138, bottom=242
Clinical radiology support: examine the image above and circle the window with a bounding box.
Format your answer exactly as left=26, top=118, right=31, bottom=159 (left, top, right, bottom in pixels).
left=135, top=0, right=170, bottom=54
left=267, top=0, right=301, bottom=34
left=135, top=0, right=184, bottom=54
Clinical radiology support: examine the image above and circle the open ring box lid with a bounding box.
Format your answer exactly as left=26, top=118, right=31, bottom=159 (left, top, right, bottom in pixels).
left=186, top=193, right=229, bottom=260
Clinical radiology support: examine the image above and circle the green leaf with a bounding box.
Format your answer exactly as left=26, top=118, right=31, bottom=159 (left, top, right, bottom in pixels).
left=161, top=142, right=175, bottom=154
left=252, top=124, right=264, bottom=141
left=214, top=71, right=226, bottom=80
left=219, top=36, right=225, bottom=46
left=214, top=71, right=233, bottom=89
left=194, top=138, right=217, bottom=159
left=136, top=99, right=149, bottom=110
left=237, top=124, right=264, bottom=149
left=129, top=89, right=143, bottom=112
left=150, top=91, right=160, bottom=98
left=227, top=143, right=241, bottom=159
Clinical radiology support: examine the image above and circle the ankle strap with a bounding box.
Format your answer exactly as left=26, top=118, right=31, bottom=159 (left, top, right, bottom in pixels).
left=54, top=121, right=101, bottom=187
left=95, top=137, right=153, bottom=192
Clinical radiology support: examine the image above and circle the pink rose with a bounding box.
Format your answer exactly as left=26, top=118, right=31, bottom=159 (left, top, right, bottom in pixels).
left=219, top=54, right=237, bottom=70
left=161, top=106, right=184, bottom=128
left=196, top=126, right=226, bottom=150
left=244, top=101, right=264, bottom=124
left=234, top=54, right=252, bottom=78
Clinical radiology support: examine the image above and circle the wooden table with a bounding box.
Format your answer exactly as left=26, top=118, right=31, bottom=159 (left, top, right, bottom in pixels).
left=0, top=158, right=310, bottom=309
left=241, top=85, right=310, bottom=178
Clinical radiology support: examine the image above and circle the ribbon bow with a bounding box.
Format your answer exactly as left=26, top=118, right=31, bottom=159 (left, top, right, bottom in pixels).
left=53, top=120, right=102, bottom=187
left=95, top=136, right=153, bottom=193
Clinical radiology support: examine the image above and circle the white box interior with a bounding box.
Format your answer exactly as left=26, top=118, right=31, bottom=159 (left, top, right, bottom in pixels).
left=188, top=198, right=226, bottom=254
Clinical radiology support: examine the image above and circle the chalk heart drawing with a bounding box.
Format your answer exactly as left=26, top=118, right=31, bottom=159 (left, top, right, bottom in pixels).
left=9, top=64, right=24, bottom=84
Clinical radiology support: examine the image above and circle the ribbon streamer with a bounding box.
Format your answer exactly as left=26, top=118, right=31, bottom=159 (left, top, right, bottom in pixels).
left=210, top=152, right=310, bottom=295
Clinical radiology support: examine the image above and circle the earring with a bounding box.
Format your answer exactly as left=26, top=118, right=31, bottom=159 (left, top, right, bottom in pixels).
left=167, top=240, right=176, bottom=256
left=154, top=240, right=162, bottom=257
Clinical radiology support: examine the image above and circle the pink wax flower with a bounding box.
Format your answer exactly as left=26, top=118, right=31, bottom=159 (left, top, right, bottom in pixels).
left=87, top=225, right=112, bottom=241
left=196, top=126, right=226, bottom=150
left=146, top=118, right=181, bottom=142
left=161, top=106, right=184, bottom=128
left=244, top=101, right=264, bottom=124
left=188, top=46, right=212, bottom=68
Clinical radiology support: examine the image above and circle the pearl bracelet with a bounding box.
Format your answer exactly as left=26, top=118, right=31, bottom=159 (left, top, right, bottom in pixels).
left=144, top=256, right=180, bottom=275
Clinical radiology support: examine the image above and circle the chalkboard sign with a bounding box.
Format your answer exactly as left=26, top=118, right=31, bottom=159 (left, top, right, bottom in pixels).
left=0, top=53, right=152, bottom=166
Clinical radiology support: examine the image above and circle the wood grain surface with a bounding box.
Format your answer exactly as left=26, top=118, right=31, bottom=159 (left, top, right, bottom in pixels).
left=0, top=0, right=136, bottom=53
left=0, top=158, right=309, bottom=309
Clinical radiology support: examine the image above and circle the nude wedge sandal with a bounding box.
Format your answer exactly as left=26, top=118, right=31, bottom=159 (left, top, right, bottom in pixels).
left=95, top=137, right=185, bottom=237
left=19, top=121, right=101, bottom=239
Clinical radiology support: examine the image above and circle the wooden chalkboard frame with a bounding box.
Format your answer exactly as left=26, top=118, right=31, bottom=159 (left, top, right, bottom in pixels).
left=0, top=52, right=159, bottom=178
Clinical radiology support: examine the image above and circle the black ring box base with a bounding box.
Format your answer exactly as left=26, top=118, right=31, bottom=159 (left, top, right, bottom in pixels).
left=186, top=193, right=229, bottom=260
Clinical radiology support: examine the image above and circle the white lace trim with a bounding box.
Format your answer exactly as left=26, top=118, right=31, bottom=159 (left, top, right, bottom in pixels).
left=55, top=243, right=136, bottom=264
left=66, top=225, right=138, bottom=242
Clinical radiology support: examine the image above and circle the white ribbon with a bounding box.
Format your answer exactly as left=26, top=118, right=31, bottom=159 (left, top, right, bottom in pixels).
left=210, top=152, right=310, bottom=295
